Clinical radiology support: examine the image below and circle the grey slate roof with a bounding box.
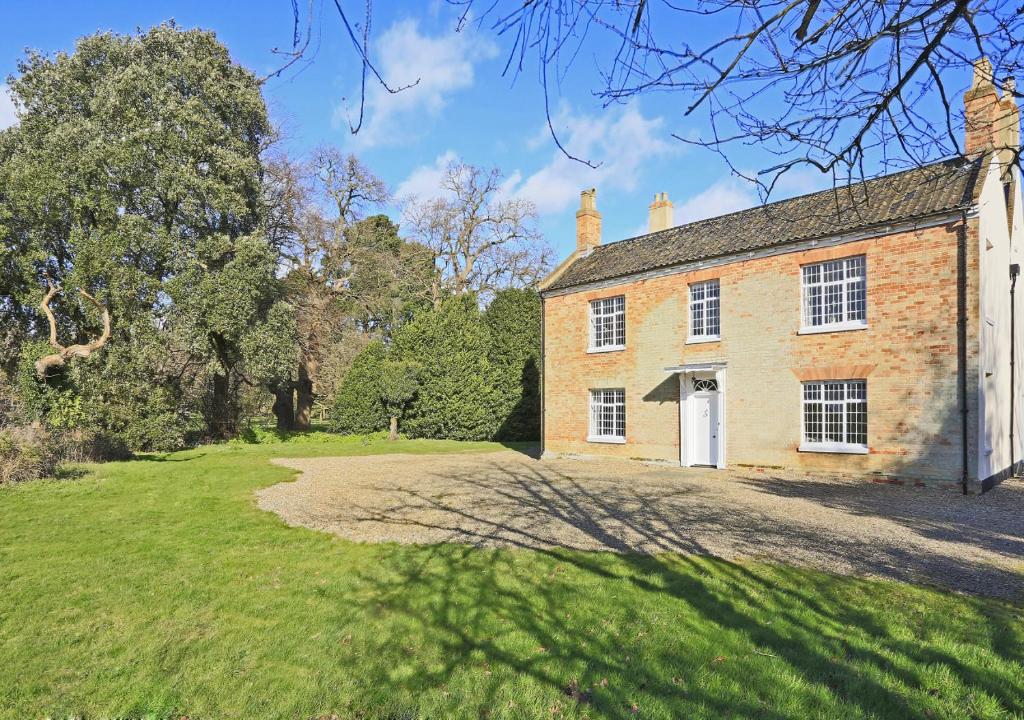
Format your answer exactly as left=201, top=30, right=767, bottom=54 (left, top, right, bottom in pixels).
left=545, top=156, right=984, bottom=292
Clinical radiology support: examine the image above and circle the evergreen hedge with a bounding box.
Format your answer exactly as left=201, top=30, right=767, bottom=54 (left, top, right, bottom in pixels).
left=392, top=295, right=501, bottom=441
left=484, top=288, right=541, bottom=441
left=329, top=341, right=389, bottom=435
left=329, top=290, right=541, bottom=441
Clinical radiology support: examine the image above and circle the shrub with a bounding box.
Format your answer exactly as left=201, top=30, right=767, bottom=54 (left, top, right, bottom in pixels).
left=55, top=429, right=133, bottom=463
left=0, top=427, right=60, bottom=485
left=377, top=359, right=421, bottom=439
left=233, top=426, right=387, bottom=445
left=14, top=339, right=58, bottom=423
left=0, top=377, right=22, bottom=428
left=392, top=295, right=501, bottom=441
left=329, top=341, right=389, bottom=435
left=484, top=288, right=541, bottom=441
left=328, top=292, right=543, bottom=442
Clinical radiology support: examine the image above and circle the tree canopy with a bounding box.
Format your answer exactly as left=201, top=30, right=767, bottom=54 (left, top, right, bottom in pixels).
left=263, top=148, right=434, bottom=430
left=404, top=160, right=552, bottom=305
left=1, top=22, right=550, bottom=455
left=0, top=23, right=288, bottom=447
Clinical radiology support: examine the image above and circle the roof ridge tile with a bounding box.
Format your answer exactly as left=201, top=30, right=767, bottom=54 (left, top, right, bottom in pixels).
left=545, top=156, right=982, bottom=292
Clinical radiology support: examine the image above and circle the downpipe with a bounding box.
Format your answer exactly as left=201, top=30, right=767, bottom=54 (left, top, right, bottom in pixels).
left=958, top=214, right=969, bottom=495
left=1011, top=263, right=1020, bottom=476
left=540, top=294, right=546, bottom=458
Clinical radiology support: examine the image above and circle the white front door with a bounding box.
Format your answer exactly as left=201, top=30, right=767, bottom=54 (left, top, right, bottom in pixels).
left=689, top=392, right=719, bottom=466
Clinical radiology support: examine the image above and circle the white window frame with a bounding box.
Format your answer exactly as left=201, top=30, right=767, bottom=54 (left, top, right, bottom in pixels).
left=800, top=380, right=868, bottom=454
left=588, top=388, right=626, bottom=443
left=687, top=279, right=721, bottom=343
left=588, top=295, right=625, bottom=352
left=800, top=255, right=867, bottom=334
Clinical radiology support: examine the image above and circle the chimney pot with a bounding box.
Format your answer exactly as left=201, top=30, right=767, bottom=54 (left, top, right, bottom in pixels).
left=971, top=57, right=995, bottom=91
left=648, top=192, right=674, bottom=233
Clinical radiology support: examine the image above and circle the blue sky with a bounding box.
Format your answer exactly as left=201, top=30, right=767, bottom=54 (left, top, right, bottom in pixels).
left=0, top=1, right=924, bottom=261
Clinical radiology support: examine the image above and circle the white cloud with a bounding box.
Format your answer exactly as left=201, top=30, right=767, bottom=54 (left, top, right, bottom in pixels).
left=394, top=150, right=459, bottom=201
left=336, top=19, right=498, bottom=147
left=674, top=166, right=834, bottom=225
left=505, top=102, right=675, bottom=216
left=0, top=85, right=17, bottom=130
left=674, top=176, right=759, bottom=224
left=772, top=165, right=833, bottom=196
left=497, top=169, right=522, bottom=199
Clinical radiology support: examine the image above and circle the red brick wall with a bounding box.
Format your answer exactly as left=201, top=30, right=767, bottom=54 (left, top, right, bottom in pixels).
left=543, top=219, right=979, bottom=480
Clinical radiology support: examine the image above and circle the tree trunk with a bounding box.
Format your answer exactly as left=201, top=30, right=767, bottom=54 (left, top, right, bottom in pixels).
left=210, top=372, right=236, bottom=439
left=431, top=275, right=442, bottom=310
left=272, top=386, right=295, bottom=431
left=295, top=352, right=315, bottom=431
left=389, top=415, right=399, bottom=441
left=208, top=333, right=238, bottom=439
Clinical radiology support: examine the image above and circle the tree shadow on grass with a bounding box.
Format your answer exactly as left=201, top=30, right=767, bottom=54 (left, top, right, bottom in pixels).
left=495, top=441, right=541, bottom=458
left=294, top=457, right=1024, bottom=717
left=132, top=452, right=207, bottom=463
left=341, top=536, right=1023, bottom=718
left=52, top=465, right=92, bottom=480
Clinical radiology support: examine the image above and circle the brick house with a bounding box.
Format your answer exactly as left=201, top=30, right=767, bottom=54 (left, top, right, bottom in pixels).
left=538, top=60, right=1022, bottom=491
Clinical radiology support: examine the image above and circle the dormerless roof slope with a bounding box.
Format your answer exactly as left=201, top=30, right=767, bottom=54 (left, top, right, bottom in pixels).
left=545, top=156, right=984, bottom=292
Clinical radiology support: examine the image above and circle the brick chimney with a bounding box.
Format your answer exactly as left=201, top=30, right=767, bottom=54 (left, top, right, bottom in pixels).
left=648, top=192, right=674, bottom=233
left=964, top=57, right=1021, bottom=176
left=995, top=77, right=1020, bottom=182
left=964, top=58, right=999, bottom=155
left=576, top=188, right=601, bottom=253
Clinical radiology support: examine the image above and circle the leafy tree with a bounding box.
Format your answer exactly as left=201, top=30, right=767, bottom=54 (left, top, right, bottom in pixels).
left=266, top=150, right=433, bottom=430
left=329, top=340, right=388, bottom=435
left=346, top=214, right=435, bottom=335
left=392, top=295, right=501, bottom=441
left=241, top=300, right=301, bottom=433
left=0, top=23, right=283, bottom=446
left=377, top=360, right=420, bottom=440
left=484, top=288, right=541, bottom=441
left=0, top=130, right=31, bottom=377
left=290, top=149, right=389, bottom=430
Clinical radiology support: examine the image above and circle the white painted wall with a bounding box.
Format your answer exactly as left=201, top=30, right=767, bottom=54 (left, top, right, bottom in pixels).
left=1011, top=165, right=1024, bottom=470
left=977, top=156, right=1016, bottom=481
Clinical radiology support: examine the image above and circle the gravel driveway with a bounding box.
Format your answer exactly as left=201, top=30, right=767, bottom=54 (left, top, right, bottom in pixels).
left=257, top=450, right=1024, bottom=599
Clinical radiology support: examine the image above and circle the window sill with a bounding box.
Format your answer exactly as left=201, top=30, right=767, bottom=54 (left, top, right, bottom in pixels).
left=587, top=345, right=625, bottom=354
left=798, top=322, right=867, bottom=336
left=799, top=443, right=868, bottom=455
left=587, top=435, right=626, bottom=444
left=686, top=335, right=721, bottom=345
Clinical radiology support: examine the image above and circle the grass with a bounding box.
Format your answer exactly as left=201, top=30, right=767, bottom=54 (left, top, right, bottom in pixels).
left=0, top=436, right=1022, bottom=719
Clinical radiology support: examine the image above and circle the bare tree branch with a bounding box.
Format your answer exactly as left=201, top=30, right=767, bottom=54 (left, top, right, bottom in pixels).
left=34, top=284, right=112, bottom=379
left=403, top=160, right=553, bottom=304
left=450, top=0, right=1024, bottom=193
left=282, top=1, right=1024, bottom=193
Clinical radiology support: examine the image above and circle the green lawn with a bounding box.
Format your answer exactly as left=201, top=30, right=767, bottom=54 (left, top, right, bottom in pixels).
left=1, top=437, right=1022, bottom=720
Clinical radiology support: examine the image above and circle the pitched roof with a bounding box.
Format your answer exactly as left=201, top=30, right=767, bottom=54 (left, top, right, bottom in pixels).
left=544, top=156, right=984, bottom=293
